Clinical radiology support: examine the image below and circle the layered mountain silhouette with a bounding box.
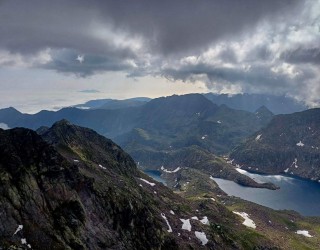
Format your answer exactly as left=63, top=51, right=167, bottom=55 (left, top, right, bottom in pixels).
left=0, top=94, right=278, bottom=190
left=203, top=93, right=307, bottom=114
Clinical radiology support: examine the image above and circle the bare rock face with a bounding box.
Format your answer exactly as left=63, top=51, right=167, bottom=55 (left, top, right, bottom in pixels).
left=0, top=125, right=172, bottom=249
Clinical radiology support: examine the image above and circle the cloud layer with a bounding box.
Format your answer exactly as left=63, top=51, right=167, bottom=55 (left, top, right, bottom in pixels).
left=0, top=0, right=319, bottom=105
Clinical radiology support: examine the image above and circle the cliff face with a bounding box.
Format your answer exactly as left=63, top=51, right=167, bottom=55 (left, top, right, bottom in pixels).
left=231, top=108, right=320, bottom=181
left=0, top=126, right=173, bottom=249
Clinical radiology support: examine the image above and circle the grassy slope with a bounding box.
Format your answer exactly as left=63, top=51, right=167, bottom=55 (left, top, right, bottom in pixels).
left=174, top=168, right=320, bottom=250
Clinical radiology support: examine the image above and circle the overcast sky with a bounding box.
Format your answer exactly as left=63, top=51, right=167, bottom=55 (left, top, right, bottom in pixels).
left=0, top=0, right=319, bottom=113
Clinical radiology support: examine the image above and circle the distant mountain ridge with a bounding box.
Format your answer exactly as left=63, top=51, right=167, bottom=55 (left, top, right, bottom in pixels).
left=203, top=93, right=307, bottom=114
left=74, top=97, right=151, bottom=110
left=231, top=108, right=320, bottom=182
left=0, top=94, right=273, bottom=154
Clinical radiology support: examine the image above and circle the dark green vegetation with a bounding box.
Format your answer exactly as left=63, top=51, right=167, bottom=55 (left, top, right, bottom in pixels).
left=231, top=108, right=320, bottom=182
left=0, top=121, right=282, bottom=249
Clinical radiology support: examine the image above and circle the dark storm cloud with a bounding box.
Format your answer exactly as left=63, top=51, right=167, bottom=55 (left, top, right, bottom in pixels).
left=0, top=0, right=319, bottom=106
left=0, top=0, right=301, bottom=56
left=42, top=49, right=136, bottom=77
left=281, top=47, right=320, bottom=65
left=162, top=62, right=315, bottom=94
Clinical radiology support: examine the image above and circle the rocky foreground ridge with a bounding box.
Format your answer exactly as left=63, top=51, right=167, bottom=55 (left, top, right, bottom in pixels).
left=0, top=120, right=281, bottom=249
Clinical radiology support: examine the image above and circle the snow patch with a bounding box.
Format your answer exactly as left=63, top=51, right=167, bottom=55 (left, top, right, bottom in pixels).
left=296, top=141, right=304, bottom=147
left=180, top=219, right=192, bottom=231
left=284, top=168, right=289, bottom=173
left=195, top=231, right=208, bottom=245
left=161, top=213, right=173, bottom=233
left=139, top=178, right=156, bottom=186
left=217, top=120, right=222, bottom=124
left=210, top=198, right=216, bottom=202
left=170, top=210, right=175, bottom=215
left=13, top=225, right=23, bottom=235
left=255, top=134, right=262, bottom=141
left=233, top=212, right=256, bottom=229
left=191, top=216, right=199, bottom=220
left=200, top=216, right=209, bottom=225
left=98, top=164, right=106, bottom=170
left=201, top=135, right=207, bottom=140
left=235, top=168, right=247, bottom=175
left=227, top=159, right=234, bottom=164
left=73, top=159, right=79, bottom=162
left=21, top=238, right=27, bottom=244
left=161, top=166, right=181, bottom=173
left=296, top=230, right=313, bottom=237
left=291, top=158, right=299, bottom=168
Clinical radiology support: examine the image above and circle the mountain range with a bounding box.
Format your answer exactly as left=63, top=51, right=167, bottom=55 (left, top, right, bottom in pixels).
left=231, top=108, right=320, bottom=182
left=0, top=94, right=278, bottom=189
left=203, top=93, right=307, bottom=114
left=71, top=93, right=307, bottom=115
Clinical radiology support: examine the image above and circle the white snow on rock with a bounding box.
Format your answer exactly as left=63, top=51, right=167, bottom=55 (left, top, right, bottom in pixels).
left=217, top=120, right=222, bottom=124
left=180, top=219, right=192, bottom=231
left=13, top=225, right=23, bottom=235
left=200, top=216, right=210, bottom=225
left=161, top=166, right=181, bottom=173
left=21, top=238, right=27, bottom=244
left=233, top=212, right=256, bottom=229
left=296, top=141, right=304, bottom=147
left=255, top=134, right=262, bottom=141
left=73, top=159, right=79, bottom=162
left=201, top=135, right=207, bottom=140
left=227, top=159, right=234, bottom=164
left=284, top=168, right=289, bottom=173
left=211, top=198, right=216, bottom=202
left=170, top=210, right=175, bottom=215
left=139, top=178, right=156, bottom=186
left=98, top=164, right=106, bottom=170
left=296, top=230, right=313, bottom=237
left=195, top=231, right=208, bottom=245
left=235, top=168, right=247, bottom=175
left=0, top=123, right=10, bottom=130
left=161, top=213, right=173, bottom=233
left=291, top=158, right=299, bottom=168
left=27, top=244, right=31, bottom=249
left=191, top=216, right=199, bottom=220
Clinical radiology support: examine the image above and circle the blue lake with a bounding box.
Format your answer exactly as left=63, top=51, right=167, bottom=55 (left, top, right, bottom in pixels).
left=213, top=170, right=320, bottom=216
left=143, top=169, right=167, bottom=185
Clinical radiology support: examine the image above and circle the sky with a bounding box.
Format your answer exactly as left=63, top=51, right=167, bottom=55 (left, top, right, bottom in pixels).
left=0, top=0, right=319, bottom=113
